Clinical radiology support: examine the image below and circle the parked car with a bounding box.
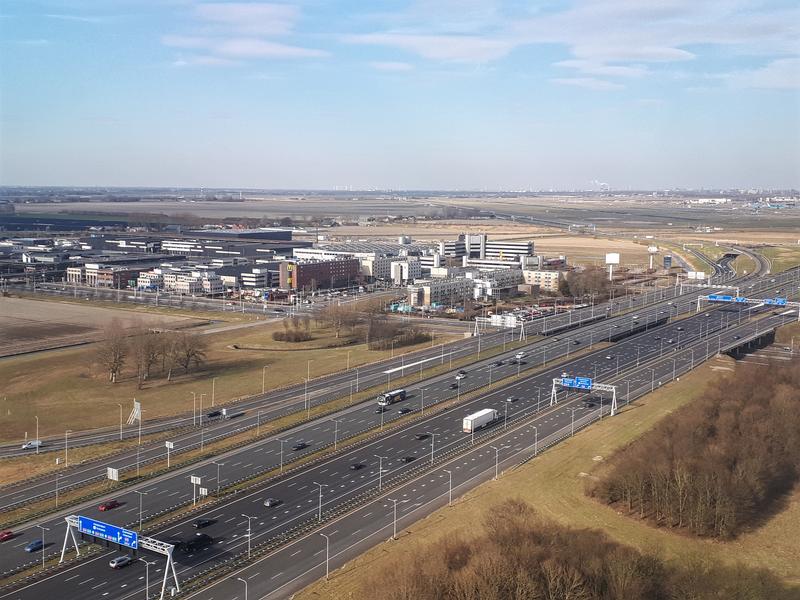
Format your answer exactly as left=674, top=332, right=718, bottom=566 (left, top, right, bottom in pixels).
left=25, top=540, right=43, bottom=553
left=192, top=519, right=213, bottom=529
left=0, top=531, right=14, bottom=542
left=109, top=555, right=132, bottom=569
left=263, top=498, right=282, bottom=508
left=98, top=500, right=121, bottom=511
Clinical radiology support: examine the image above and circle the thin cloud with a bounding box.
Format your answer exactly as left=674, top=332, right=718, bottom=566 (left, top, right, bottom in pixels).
left=345, top=33, right=514, bottom=63
left=369, top=61, right=414, bottom=71
left=194, top=3, right=298, bottom=36
left=172, top=55, right=240, bottom=68
left=551, top=77, right=624, bottom=91
left=723, top=57, right=800, bottom=90
left=44, top=13, right=108, bottom=24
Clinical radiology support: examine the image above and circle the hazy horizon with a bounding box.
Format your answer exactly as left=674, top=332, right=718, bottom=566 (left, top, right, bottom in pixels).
left=2, top=0, right=799, bottom=190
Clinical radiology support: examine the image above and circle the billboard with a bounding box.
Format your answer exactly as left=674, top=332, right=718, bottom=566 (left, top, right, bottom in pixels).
left=605, top=253, right=620, bottom=265
left=78, top=516, right=138, bottom=550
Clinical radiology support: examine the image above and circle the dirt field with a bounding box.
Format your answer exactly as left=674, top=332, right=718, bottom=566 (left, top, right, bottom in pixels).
left=0, top=297, right=205, bottom=356
left=0, top=319, right=458, bottom=442
left=318, top=220, right=554, bottom=242
left=297, top=355, right=800, bottom=600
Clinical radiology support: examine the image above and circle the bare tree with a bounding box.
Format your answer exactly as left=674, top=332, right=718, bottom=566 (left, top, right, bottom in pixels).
left=169, top=332, right=208, bottom=374
left=94, top=319, right=128, bottom=383
left=131, top=331, right=163, bottom=389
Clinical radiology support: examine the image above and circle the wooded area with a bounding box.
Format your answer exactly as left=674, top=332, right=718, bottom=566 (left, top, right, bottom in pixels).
left=364, top=499, right=795, bottom=600
left=591, top=360, right=800, bottom=538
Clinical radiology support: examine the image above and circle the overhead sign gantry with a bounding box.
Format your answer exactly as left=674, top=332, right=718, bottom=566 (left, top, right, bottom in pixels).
left=550, top=376, right=618, bottom=416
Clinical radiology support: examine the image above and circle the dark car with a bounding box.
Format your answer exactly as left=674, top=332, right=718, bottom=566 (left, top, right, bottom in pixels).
left=398, top=407, right=412, bottom=415
left=183, top=533, right=213, bottom=553
left=375, top=406, right=387, bottom=413
left=399, top=456, right=416, bottom=463
left=263, top=497, right=282, bottom=507
left=457, top=369, right=468, bottom=375
left=349, top=463, right=365, bottom=471
left=573, top=339, right=581, bottom=345
left=449, top=383, right=458, bottom=390
left=292, top=442, right=308, bottom=451
left=98, top=500, right=121, bottom=512
left=165, top=539, right=184, bottom=551
left=206, top=410, right=223, bottom=420
left=677, top=326, right=684, bottom=331
left=192, top=519, right=214, bottom=529
left=25, top=539, right=43, bottom=553
left=494, top=361, right=504, bottom=367
left=414, top=433, right=428, bottom=440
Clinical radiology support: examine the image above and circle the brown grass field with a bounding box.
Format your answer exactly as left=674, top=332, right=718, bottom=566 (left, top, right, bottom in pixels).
left=0, top=319, right=458, bottom=443
left=297, top=354, right=800, bottom=600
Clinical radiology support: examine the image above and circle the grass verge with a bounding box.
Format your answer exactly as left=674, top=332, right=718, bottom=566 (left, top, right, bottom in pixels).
left=296, top=354, right=800, bottom=600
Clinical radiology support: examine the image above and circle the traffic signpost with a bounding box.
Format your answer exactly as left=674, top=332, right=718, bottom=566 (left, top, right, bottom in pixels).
left=77, top=516, right=138, bottom=550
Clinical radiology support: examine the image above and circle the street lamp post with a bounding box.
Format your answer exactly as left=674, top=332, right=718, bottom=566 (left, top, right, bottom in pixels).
left=489, top=445, right=507, bottom=480
left=139, top=558, right=155, bottom=598
left=571, top=407, right=578, bottom=436
left=420, top=388, right=426, bottom=415
left=444, top=469, right=453, bottom=506
left=133, top=490, right=146, bottom=530
left=313, top=482, right=328, bottom=521
left=191, top=392, right=197, bottom=427
left=242, top=514, right=256, bottom=558
left=35, top=525, right=49, bottom=569
left=116, top=404, right=123, bottom=441
left=262, top=365, right=268, bottom=394
left=427, top=433, right=436, bottom=465
left=213, top=461, right=223, bottom=494
left=55, top=473, right=60, bottom=508
left=331, top=418, right=342, bottom=451
left=375, top=455, right=387, bottom=491
left=504, top=402, right=509, bottom=430
left=35, top=415, right=39, bottom=454
left=320, top=533, right=330, bottom=580
left=236, top=577, right=248, bottom=600
left=257, top=410, right=263, bottom=436
left=532, top=425, right=538, bottom=456
left=64, top=429, right=72, bottom=467
left=388, top=498, right=404, bottom=540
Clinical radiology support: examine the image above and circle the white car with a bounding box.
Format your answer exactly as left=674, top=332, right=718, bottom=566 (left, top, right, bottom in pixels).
left=109, top=555, right=132, bottom=569
left=455, top=373, right=466, bottom=380
left=21, top=440, right=42, bottom=450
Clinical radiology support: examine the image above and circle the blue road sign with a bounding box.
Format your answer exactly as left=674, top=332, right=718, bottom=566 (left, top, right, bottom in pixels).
left=561, top=377, right=576, bottom=388
left=574, top=376, right=593, bottom=390
left=708, top=294, right=732, bottom=302
left=775, top=297, right=787, bottom=306
left=78, top=516, right=138, bottom=550
left=734, top=297, right=748, bottom=303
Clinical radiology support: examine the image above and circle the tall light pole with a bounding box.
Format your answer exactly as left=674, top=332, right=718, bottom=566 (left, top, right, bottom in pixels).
left=305, top=378, right=310, bottom=419
left=443, top=469, right=453, bottom=506
left=489, top=445, right=506, bottom=480
left=346, top=350, right=352, bottom=371
left=64, top=429, right=72, bottom=467
left=133, top=490, right=146, bottom=530
left=420, top=388, right=426, bottom=415
left=213, top=461, right=224, bottom=494
left=313, top=482, right=328, bottom=521
left=191, top=392, right=197, bottom=427
left=35, top=525, right=49, bottom=569
left=211, top=377, right=216, bottom=407
left=236, top=577, right=248, bottom=600
left=319, top=533, right=330, bottom=581
left=375, top=455, right=387, bottom=492
left=55, top=473, right=60, bottom=508
left=242, top=514, right=256, bottom=558
left=504, top=402, right=509, bottom=430
left=532, top=425, right=538, bottom=456
left=34, top=415, right=39, bottom=454
left=257, top=410, right=263, bottom=436
left=427, top=432, right=436, bottom=465
left=331, top=418, right=343, bottom=451
left=571, top=407, right=578, bottom=436
left=387, top=497, right=405, bottom=540
left=139, top=558, right=155, bottom=598
left=116, top=403, right=123, bottom=441
left=278, top=439, right=288, bottom=473
left=262, top=365, right=268, bottom=394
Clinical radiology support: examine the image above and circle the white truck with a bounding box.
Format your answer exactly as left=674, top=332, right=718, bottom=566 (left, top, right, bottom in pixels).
left=221, top=408, right=245, bottom=420
left=462, top=408, right=498, bottom=433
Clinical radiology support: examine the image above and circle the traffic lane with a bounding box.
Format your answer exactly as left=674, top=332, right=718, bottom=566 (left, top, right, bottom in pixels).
left=0, top=298, right=752, bottom=576
left=0, top=293, right=768, bottom=578
left=3, top=310, right=788, bottom=600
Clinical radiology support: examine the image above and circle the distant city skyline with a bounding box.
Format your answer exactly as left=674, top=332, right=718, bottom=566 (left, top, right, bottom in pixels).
left=1, top=0, right=799, bottom=190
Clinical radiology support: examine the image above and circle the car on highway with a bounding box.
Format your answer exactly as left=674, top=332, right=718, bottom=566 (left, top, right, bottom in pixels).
left=734, top=335, right=741, bottom=340
left=193, top=518, right=214, bottom=529
left=183, top=533, right=214, bottom=553
left=109, top=555, right=132, bottom=569
left=0, top=531, right=14, bottom=542
left=399, top=456, right=416, bottom=463
left=677, top=326, right=684, bottom=331
left=666, top=339, right=674, bottom=344
left=449, top=383, right=459, bottom=390
left=375, top=406, right=388, bottom=413
left=414, top=433, right=428, bottom=440
left=455, top=373, right=466, bottom=380
left=24, top=539, right=43, bottom=553
left=292, top=442, right=308, bottom=451
left=264, top=497, right=282, bottom=507
left=573, top=339, right=580, bottom=345
left=397, top=407, right=413, bottom=415
left=98, top=500, right=121, bottom=511
left=493, top=360, right=504, bottom=367
left=349, top=463, right=365, bottom=471
left=605, top=355, right=613, bottom=360
left=21, top=440, right=43, bottom=450
left=505, top=396, right=517, bottom=403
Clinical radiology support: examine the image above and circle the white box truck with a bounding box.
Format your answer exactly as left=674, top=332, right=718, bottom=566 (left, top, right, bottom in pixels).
left=462, top=408, right=498, bottom=433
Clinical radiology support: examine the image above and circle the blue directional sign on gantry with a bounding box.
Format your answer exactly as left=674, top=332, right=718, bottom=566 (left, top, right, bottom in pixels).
left=562, top=376, right=593, bottom=390
left=78, top=516, right=138, bottom=550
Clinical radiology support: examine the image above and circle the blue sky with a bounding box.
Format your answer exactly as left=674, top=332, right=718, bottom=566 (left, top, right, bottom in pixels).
left=1, top=0, right=799, bottom=190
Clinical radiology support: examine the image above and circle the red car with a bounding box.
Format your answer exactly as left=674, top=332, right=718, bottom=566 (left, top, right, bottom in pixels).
left=98, top=500, right=121, bottom=512
left=0, top=531, right=14, bottom=542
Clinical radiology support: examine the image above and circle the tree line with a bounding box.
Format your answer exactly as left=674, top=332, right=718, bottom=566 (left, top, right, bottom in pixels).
left=94, top=319, right=207, bottom=388
left=363, top=499, right=794, bottom=600
left=589, top=360, right=800, bottom=538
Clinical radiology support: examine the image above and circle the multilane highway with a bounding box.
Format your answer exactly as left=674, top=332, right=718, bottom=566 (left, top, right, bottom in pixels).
left=1, top=268, right=795, bottom=600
